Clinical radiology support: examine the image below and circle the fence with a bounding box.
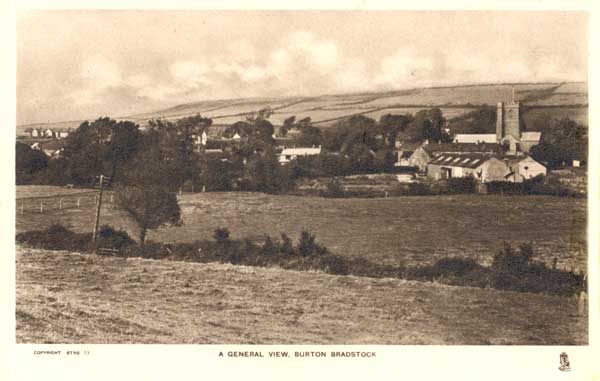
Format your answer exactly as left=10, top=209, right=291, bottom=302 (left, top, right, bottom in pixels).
left=16, top=191, right=116, bottom=215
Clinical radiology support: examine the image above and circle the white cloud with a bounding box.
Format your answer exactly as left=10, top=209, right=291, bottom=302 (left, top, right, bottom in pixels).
left=79, top=55, right=123, bottom=89
left=170, top=60, right=212, bottom=88
left=375, top=50, right=435, bottom=89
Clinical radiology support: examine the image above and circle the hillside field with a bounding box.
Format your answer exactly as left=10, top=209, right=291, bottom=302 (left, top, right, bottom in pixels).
left=16, top=187, right=587, bottom=272
left=16, top=82, right=588, bottom=135
left=16, top=247, right=587, bottom=344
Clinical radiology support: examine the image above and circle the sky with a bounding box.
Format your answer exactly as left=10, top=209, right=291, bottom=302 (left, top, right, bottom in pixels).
left=16, top=10, right=588, bottom=125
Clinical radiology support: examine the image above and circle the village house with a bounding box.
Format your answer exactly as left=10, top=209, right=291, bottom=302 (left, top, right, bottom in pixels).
left=25, top=127, right=72, bottom=139
left=504, top=156, right=547, bottom=182
left=395, top=142, right=421, bottom=167
left=278, top=146, right=322, bottom=164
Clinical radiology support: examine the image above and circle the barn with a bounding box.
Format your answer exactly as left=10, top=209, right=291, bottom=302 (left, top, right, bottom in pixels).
left=427, top=153, right=509, bottom=183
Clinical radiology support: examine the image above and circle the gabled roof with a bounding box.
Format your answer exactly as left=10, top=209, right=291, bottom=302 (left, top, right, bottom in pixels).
left=453, top=134, right=497, bottom=144
left=422, top=143, right=501, bottom=155
left=428, top=153, right=497, bottom=169
left=521, top=131, right=542, bottom=142
left=397, top=141, right=422, bottom=151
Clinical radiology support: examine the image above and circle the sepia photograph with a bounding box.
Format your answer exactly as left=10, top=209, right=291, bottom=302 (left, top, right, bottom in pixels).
left=13, top=9, right=590, bottom=349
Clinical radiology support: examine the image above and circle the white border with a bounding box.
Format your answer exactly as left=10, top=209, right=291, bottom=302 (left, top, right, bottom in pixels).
left=2, top=2, right=598, bottom=381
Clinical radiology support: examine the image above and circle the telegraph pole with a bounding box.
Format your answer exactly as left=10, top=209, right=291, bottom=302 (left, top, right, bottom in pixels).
left=92, top=174, right=109, bottom=245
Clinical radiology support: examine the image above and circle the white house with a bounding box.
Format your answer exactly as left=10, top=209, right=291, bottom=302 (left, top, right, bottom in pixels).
left=504, top=156, right=547, bottom=182
left=57, top=129, right=71, bottom=138
left=278, top=146, right=322, bottom=164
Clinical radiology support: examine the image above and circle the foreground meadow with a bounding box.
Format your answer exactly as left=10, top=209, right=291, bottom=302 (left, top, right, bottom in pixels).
left=16, top=188, right=587, bottom=271
left=16, top=247, right=587, bottom=344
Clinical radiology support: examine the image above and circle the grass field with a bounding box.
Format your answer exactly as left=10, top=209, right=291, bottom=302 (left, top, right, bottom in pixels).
left=16, top=188, right=587, bottom=272
left=15, top=247, right=587, bottom=344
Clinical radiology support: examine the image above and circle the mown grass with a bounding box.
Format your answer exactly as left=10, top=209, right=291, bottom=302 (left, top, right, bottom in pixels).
left=16, top=247, right=587, bottom=344
left=16, top=189, right=587, bottom=272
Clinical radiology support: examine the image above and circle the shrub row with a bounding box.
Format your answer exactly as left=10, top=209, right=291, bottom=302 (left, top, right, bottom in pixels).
left=16, top=225, right=585, bottom=297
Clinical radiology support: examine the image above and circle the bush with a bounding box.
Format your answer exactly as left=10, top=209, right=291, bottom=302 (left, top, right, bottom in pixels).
left=297, top=230, right=327, bottom=257
left=98, top=225, right=136, bottom=250
left=280, top=233, right=295, bottom=255
left=445, top=176, right=477, bottom=194
left=16, top=226, right=584, bottom=297
left=16, top=224, right=92, bottom=252
left=213, top=227, right=231, bottom=244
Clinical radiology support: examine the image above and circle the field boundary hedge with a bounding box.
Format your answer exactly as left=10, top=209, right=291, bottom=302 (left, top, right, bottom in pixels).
left=16, top=224, right=586, bottom=297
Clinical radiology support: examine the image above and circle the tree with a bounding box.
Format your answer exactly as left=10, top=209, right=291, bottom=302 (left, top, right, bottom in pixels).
left=145, top=115, right=211, bottom=192
left=280, top=115, right=296, bottom=136
left=61, top=117, right=143, bottom=186
left=405, top=108, right=451, bottom=142
left=16, top=142, right=48, bottom=184
left=324, top=115, right=379, bottom=152
left=116, top=184, right=181, bottom=246
left=446, top=106, right=496, bottom=134
left=379, top=113, right=413, bottom=146
left=530, top=117, right=587, bottom=168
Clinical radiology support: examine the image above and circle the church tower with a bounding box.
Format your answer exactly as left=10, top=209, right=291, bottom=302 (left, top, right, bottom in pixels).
left=496, top=88, right=522, bottom=150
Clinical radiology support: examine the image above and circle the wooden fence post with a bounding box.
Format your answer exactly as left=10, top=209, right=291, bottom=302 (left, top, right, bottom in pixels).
left=77, top=198, right=81, bottom=208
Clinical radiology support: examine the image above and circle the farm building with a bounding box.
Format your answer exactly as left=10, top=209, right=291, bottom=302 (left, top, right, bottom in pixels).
left=427, top=153, right=509, bottom=183
left=407, top=142, right=501, bottom=172
left=279, top=146, right=322, bottom=164
left=504, top=156, right=547, bottom=182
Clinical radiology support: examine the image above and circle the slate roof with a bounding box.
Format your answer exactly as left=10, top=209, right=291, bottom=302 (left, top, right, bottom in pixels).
left=428, top=153, right=496, bottom=169
left=422, top=143, right=501, bottom=155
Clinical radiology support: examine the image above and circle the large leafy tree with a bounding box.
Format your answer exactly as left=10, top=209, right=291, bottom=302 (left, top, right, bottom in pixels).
left=15, top=142, right=48, bottom=184
left=379, top=113, right=413, bottom=146
left=146, top=114, right=212, bottom=191
left=61, top=117, right=142, bottom=186
left=324, top=115, right=379, bottom=152
left=116, top=184, right=181, bottom=246
left=405, top=108, right=451, bottom=143
left=530, top=117, right=587, bottom=168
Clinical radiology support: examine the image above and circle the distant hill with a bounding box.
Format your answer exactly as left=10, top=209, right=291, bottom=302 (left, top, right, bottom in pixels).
left=17, top=82, right=588, bottom=136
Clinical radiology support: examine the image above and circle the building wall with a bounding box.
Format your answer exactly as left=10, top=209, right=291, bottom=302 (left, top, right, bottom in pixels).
left=427, top=163, right=443, bottom=180
left=516, top=158, right=546, bottom=181
left=519, top=140, right=537, bottom=153
left=409, top=147, right=431, bottom=172
left=478, top=158, right=509, bottom=182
